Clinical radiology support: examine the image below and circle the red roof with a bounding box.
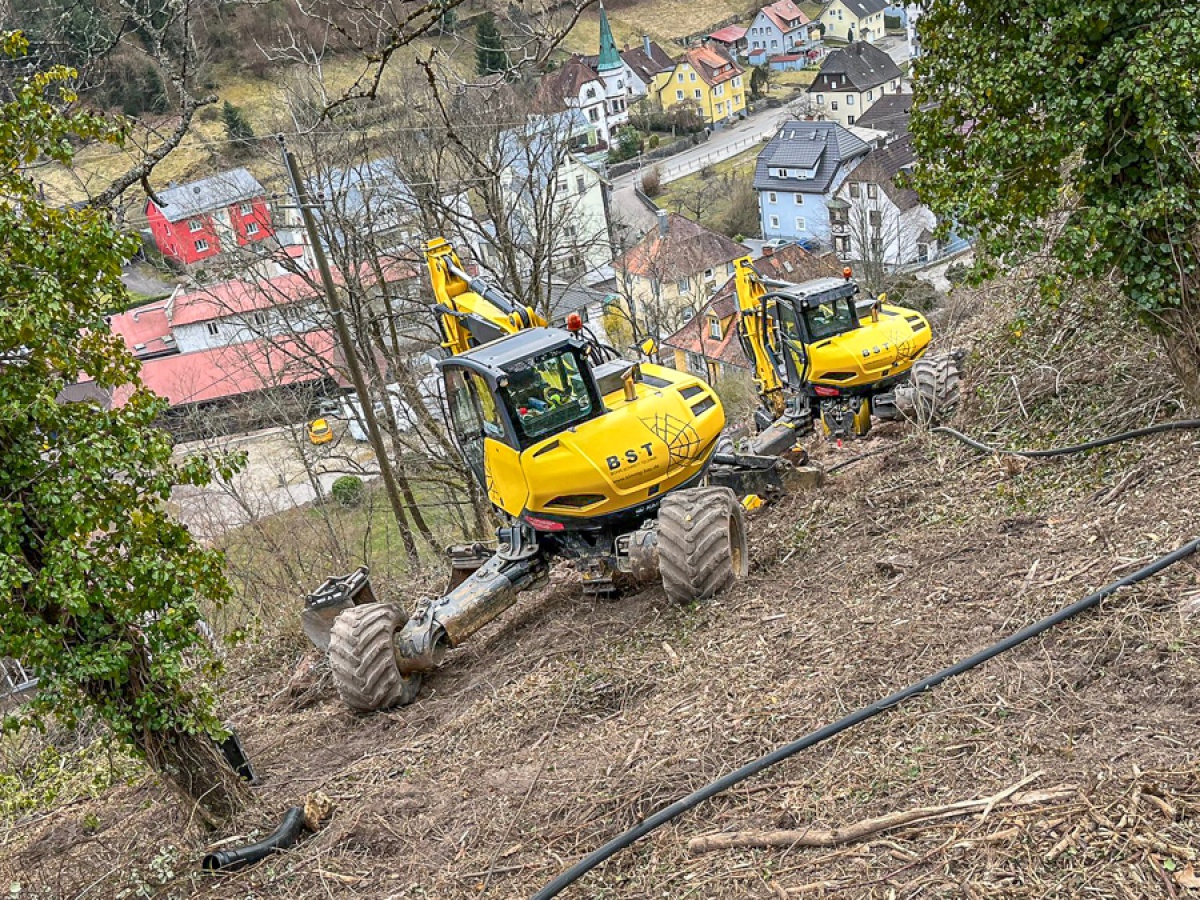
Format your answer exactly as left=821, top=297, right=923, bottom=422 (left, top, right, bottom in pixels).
left=109, top=302, right=173, bottom=355
left=168, top=259, right=416, bottom=327
left=708, top=25, right=747, bottom=43
left=114, top=330, right=344, bottom=407
left=759, top=0, right=811, bottom=33
left=684, top=44, right=744, bottom=87
left=662, top=295, right=749, bottom=370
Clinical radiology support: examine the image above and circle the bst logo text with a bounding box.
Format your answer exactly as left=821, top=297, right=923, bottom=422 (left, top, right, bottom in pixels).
left=607, top=443, right=655, bottom=470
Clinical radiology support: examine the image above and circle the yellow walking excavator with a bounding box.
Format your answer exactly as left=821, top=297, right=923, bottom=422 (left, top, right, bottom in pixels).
left=302, top=241, right=958, bottom=712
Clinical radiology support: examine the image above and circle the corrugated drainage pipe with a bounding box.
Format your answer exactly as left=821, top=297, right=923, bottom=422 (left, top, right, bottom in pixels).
left=203, top=806, right=305, bottom=872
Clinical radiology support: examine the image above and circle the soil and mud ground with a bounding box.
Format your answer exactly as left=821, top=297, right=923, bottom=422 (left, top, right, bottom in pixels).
left=3, top=283, right=1199, bottom=898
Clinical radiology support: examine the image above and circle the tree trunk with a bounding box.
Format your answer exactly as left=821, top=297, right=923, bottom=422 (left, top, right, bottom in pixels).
left=1161, top=304, right=1200, bottom=410
left=135, top=724, right=253, bottom=829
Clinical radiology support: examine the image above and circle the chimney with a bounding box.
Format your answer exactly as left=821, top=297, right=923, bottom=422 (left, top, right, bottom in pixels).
left=656, top=209, right=669, bottom=237
left=643, top=33, right=652, bottom=57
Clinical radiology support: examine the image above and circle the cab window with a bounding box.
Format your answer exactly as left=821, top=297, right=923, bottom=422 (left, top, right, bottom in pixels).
left=503, top=349, right=595, bottom=442
left=803, top=297, right=857, bottom=341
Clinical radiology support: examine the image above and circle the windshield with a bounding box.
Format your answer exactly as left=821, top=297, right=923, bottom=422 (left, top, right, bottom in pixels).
left=803, top=297, right=858, bottom=341
left=503, top=348, right=595, bottom=442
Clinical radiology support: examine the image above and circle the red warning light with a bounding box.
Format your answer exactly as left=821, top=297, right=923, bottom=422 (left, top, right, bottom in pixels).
left=566, top=312, right=583, bottom=332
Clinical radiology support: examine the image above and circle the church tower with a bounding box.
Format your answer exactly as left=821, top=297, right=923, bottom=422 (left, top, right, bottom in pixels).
left=596, top=3, right=630, bottom=135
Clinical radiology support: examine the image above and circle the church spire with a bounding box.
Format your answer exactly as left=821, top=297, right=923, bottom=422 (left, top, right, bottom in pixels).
left=596, top=3, right=621, bottom=71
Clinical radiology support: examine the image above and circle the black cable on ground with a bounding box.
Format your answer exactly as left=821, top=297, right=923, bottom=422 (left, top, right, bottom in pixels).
left=530, top=536, right=1200, bottom=899
left=934, top=420, right=1200, bottom=458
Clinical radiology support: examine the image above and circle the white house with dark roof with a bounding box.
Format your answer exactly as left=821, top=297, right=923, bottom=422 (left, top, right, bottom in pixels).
left=808, top=41, right=904, bottom=127
left=820, top=0, right=890, bottom=43
left=828, top=132, right=938, bottom=266
left=620, top=36, right=675, bottom=95
left=754, top=120, right=871, bottom=246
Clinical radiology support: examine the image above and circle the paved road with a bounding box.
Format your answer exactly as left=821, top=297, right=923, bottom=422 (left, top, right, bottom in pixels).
left=609, top=103, right=799, bottom=240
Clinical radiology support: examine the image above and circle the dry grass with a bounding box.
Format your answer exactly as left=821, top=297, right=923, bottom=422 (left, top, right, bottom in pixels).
left=4, top=276, right=1200, bottom=898
left=560, top=0, right=749, bottom=55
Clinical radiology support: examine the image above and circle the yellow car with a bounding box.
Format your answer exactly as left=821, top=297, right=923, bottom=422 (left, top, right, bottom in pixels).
left=308, top=418, right=334, bottom=445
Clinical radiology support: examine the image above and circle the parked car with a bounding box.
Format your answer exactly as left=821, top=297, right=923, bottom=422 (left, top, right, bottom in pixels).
left=308, top=418, right=334, bottom=445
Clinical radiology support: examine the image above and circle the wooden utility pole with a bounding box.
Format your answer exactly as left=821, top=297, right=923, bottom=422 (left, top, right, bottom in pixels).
left=278, top=137, right=419, bottom=566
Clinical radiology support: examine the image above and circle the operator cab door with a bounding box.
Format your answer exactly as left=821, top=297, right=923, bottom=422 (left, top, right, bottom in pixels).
left=442, top=365, right=514, bottom=487
left=764, top=294, right=808, bottom=390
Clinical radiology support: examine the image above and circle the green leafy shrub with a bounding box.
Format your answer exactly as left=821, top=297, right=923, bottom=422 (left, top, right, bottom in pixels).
left=332, top=475, right=365, bottom=508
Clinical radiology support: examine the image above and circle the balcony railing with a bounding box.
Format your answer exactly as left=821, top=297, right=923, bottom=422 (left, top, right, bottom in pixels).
left=1, top=658, right=37, bottom=702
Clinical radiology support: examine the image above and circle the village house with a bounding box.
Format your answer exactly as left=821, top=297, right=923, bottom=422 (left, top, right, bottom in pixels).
left=654, top=44, right=747, bottom=127
left=828, top=132, right=940, bottom=267
left=145, top=168, right=274, bottom=268
left=808, top=41, right=904, bottom=128
left=755, top=120, right=871, bottom=247
left=619, top=36, right=676, bottom=96
left=613, top=210, right=747, bottom=338
left=819, top=0, right=890, bottom=43
left=706, top=25, right=748, bottom=60
left=746, top=0, right=818, bottom=61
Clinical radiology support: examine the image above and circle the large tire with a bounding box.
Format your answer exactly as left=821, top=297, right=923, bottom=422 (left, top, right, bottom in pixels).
left=657, top=486, right=749, bottom=604
left=329, top=603, right=422, bottom=712
left=907, top=353, right=961, bottom=424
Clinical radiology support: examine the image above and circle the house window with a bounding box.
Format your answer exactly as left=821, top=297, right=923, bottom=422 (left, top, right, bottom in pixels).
left=682, top=307, right=695, bottom=322
left=771, top=39, right=778, bottom=48
left=846, top=95, right=855, bottom=105
left=871, top=236, right=884, bottom=253
left=588, top=108, right=599, bottom=122
left=686, top=351, right=704, bottom=373
left=677, top=72, right=684, bottom=82
left=834, top=235, right=850, bottom=253
left=707, top=360, right=720, bottom=383
left=867, top=183, right=879, bottom=200
left=557, top=179, right=568, bottom=192
left=769, top=215, right=780, bottom=229
left=704, top=267, right=715, bottom=280
left=251, top=311, right=268, bottom=326
left=239, top=202, right=253, bottom=215
left=586, top=87, right=596, bottom=99
left=678, top=277, right=690, bottom=294
left=869, top=209, right=882, bottom=227
left=917, top=242, right=929, bottom=262
left=866, top=90, right=874, bottom=101
left=690, top=72, right=697, bottom=82
left=708, top=317, right=722, bottom=339
left=847, top=115, right=856, bottom=125
left=694, top=89, right=702, bottom=99
left=194, top=239, right=209, bottom=252
left=188, top=219, right=202, bottom=233
left=206, top=322, right=220, bottom=336
left=795, top=216, right=806, bottom=232
left=816, top=94, right=824, bottom=104
left=245, top=221, right=260, bottom=236
left=716, top=102, right=723, bottom=114
left=768, top=192, right=777, bottom=203
left=794, top=194, right=803, bottom=205
left=677, top=89, right=685, bottom=100
left=849, top=183, right=861, bottom=199
left=831, top=101, right=839, bottom=110
left=576, top=175, right=586, bottom=195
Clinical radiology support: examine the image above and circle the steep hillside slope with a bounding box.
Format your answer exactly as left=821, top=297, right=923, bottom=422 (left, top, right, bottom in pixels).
left=4, top=282, right=1199, bottom=898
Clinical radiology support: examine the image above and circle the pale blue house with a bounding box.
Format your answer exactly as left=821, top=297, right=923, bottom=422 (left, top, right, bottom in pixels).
left=753, top=121, right=871, bottom=246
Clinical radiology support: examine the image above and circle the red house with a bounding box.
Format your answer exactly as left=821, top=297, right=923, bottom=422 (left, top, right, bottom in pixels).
left=145, top=168, right=274, bottom=266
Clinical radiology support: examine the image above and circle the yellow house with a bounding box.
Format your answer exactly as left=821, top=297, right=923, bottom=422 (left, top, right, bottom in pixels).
left=820, top=0, right=890, bottom=43
left=655, top=45, right=747, bottom=126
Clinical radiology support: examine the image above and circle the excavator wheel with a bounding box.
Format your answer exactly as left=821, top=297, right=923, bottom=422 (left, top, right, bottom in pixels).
left=657, top=486, right=749, bottom=604
left=329, top=602, right=422, bottom=712
left=907, top=353, right=962, bottom=425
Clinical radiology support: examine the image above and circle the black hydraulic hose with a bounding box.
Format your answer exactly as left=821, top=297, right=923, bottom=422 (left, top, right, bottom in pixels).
left=531, top=536, right=1200, bottom=899
left=202, top=806, right=306, bottom=872
left=934, top=420, right=1200, bottom=457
